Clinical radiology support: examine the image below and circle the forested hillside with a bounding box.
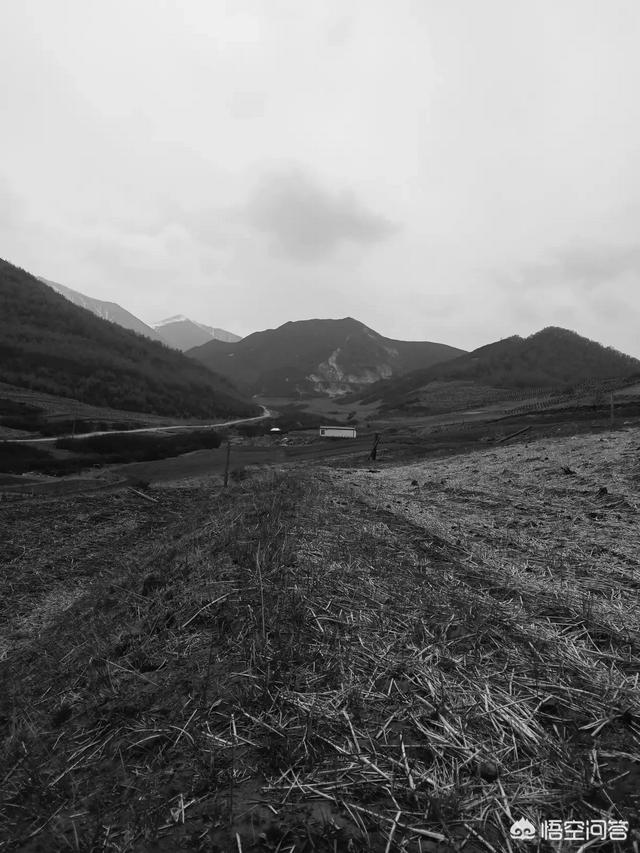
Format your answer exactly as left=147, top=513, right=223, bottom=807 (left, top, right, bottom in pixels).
left=0, top=259, right=259, bottom=418
left=353, top=327, right=640, bottom=408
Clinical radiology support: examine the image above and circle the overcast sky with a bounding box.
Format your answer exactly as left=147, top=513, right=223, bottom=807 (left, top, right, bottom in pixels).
left=2, top=0, right=640, bottom=356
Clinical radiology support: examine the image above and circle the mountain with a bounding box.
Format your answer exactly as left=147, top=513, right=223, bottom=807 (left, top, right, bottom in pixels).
left=1, top=258, right=259, bottom=419
left=39, top=277, right=163, bottom=342
left=38, top=281, right=242, bottom=352
left=154, top=316, right=242, bottom=351
left=187, top=317, right=466, bottom=397
left=354, top=327, right=640, bottom=410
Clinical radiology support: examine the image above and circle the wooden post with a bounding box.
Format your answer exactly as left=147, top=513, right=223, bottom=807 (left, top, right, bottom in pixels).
left=369, top=432, right=380, bottom=461
left=224, top=440, right=231, bottom=486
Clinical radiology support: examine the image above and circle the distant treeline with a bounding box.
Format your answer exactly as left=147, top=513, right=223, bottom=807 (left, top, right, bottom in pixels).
left=0, top=398, right=143, bottom=435
left=0, top=258, right=259, bottom=419
left=0, top=444, right=62, bottom=476
left=56, top=430, right=222, bottom=457
left=354, top=328, right=640, bottom=409
left=0, top=430, right=222, bottom=475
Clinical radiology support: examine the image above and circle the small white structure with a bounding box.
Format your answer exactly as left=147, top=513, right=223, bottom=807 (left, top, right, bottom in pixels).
left=269, top=427, right=281, bottom=434
left=319, top=425, right=357, bottom=439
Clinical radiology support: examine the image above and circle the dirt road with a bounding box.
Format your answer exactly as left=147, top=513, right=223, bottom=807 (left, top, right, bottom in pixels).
left=7, top=406, right=272, bottom=443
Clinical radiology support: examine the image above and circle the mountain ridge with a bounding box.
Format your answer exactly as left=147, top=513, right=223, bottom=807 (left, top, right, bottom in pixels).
left=351, top=326, right=640, bottom=411
left=153, top=316, right=241, bottom=350
left=39, top=277, right=164, bottom=342
left=2, top=259, right=258, bottom=419
left=187, top=316, right=466, bottom=397
left=39, top=280, right=241, bottom=350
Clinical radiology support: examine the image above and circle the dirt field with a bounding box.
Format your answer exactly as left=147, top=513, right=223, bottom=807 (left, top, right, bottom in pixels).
left=1, top=422, right=639, bottom=851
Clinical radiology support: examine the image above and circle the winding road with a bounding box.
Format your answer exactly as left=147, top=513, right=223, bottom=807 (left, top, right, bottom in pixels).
left=5, top=406, right=272, bottom=443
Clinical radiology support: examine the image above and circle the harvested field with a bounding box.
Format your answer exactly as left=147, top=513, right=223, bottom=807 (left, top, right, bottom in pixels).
left=1, top=427, right=639, bottom=851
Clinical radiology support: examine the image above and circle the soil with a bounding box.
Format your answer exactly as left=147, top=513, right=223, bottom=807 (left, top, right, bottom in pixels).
left=2, top=413, right=640, bottom=851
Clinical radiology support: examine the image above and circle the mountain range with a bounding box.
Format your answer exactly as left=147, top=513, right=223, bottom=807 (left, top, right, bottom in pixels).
left=39, top=278, right=241, bottom=351
left=7, top=258, right=640, bottom=421
left=39, top=277, right=164, bottom=342
left=2, top=259, right=258, bottom=419
left=153, top=316, right=241, bottom=350
left=187, top=317, right=466, bottom=397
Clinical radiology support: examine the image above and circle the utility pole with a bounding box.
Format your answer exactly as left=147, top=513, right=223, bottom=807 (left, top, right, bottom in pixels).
left=223, top=440, right=231, bottom=486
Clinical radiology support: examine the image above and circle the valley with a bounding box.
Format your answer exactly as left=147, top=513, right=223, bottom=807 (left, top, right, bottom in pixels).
left=3, top=379, right=639, bottom=491
left=2, top=255, right=640, bottom=851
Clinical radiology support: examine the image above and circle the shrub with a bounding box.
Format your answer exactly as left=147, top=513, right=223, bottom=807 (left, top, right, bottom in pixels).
left=40, top=419, right=93, bottom=436
left=0, top=399, right=45, bottom=432
left=56, top=429, right=222, bottom=463
left=0, top=442, right=53, bottom=473
left=0, top=415, right=44, bottom=432
left=236, top=423, right=267, bottom=438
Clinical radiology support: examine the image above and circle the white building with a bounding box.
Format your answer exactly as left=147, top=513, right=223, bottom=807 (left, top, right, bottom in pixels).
left=319, top=425, right=357, bottom=438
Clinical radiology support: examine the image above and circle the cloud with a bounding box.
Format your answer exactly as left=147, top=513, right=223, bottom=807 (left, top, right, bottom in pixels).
left=488, top=240, right=640, bottom=356
left=245, top=167, right=398, bottom=262
left=0, top=175, right=27, bottom=230
left=550, top=244, right=640, bottom=289
left=501, top=242, right=640, bottom=302
left=227, top=90, right=267, bottom=120
left=325, top=16, right=354, bottom=47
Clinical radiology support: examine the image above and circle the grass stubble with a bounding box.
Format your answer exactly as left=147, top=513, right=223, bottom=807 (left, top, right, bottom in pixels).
left=1, top=426, right=640, bottom=851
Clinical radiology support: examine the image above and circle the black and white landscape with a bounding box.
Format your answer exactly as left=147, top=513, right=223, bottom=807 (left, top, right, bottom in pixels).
left=2, top=3, right=640, bottom=851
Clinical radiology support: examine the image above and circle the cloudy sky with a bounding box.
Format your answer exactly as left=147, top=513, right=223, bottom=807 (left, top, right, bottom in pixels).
left=2, top=0, right=640, bottom=356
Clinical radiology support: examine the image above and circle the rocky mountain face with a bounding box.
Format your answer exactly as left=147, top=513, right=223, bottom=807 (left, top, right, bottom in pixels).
left=187, top=317, right=466, bottom=397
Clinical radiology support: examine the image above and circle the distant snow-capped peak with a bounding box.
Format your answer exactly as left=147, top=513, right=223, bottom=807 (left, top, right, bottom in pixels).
left=154, top=315, right=223, bottom=334
left=154, top=315, right=191, bottom=327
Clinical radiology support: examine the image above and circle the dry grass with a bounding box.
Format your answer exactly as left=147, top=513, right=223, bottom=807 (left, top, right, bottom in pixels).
left=1, top=427, right=639, bottom=851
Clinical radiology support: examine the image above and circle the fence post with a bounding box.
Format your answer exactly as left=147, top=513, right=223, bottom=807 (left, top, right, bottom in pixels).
left=610, top=393, right=614, bottom=428
left=224, top=440, right=231, bottom=486
left=369, top=432, right=380, bottom=461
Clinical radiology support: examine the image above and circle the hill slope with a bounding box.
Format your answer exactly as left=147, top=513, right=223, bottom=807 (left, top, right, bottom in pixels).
left=0, top=259, right=259, bottom=418
left=154, top=316, right=242, bottom=350
left=353, top=327, right=640, bottom=409
left=187, top=317, right=465, bottom=397
left=39, top=277, right=163, bottom=342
